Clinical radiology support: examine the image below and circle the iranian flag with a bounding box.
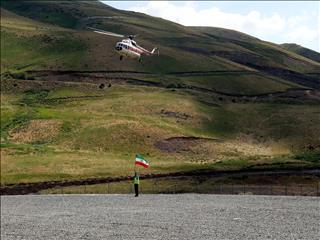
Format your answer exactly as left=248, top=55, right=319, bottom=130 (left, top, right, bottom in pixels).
left=135, top=154, right=150, bottom=168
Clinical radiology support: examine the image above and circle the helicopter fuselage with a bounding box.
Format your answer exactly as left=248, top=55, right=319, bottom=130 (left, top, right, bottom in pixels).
left=88, top=27, right=158, bottom=61
left=115, top=40, right=141, bottom=59
left=115, top=39, right=155, bottom=60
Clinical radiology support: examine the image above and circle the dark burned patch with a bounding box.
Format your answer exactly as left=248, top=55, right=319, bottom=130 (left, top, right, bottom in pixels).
left=155, top=136, right=219, bottom=153
left=160, top=109, right=191, bottom=120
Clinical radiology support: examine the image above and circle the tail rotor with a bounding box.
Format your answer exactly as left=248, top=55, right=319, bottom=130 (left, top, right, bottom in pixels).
left=151, top=47, right=159, bottom=55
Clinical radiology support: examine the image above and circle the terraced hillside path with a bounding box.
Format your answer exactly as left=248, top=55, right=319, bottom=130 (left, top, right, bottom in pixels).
left=4, top=70, right=320, bottom=102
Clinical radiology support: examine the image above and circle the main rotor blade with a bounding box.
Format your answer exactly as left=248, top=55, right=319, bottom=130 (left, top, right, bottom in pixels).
left=87, top=27, right=125, bottom=38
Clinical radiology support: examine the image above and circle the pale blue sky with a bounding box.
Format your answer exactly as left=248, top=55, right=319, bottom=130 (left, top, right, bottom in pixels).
left=103, top=1, right=319, bottom=52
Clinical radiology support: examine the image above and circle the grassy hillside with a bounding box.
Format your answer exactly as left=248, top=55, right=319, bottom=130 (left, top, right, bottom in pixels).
left=1, top=85, right=319, bottom=184
left=1, top=1, right=319, bottom=186
left=281, top=43, right=320, bottom=63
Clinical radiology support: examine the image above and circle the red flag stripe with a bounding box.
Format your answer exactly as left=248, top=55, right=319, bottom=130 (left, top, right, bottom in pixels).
left=135, top=161, right=149, bottom=168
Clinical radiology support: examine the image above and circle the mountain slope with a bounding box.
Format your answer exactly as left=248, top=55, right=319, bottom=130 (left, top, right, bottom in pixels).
left=1, top=0, right=320, bottom=90
left=281, top=43, right=320, bottom=63
left=1, top=1, right=319, bottom=185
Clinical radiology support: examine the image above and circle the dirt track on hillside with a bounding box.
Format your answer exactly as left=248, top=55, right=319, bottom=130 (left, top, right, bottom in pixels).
left=3, top=70, right=320, bottom=103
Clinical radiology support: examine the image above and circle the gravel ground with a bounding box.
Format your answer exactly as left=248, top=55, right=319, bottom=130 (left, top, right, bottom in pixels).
left=1, top=194, right=319, bottom=240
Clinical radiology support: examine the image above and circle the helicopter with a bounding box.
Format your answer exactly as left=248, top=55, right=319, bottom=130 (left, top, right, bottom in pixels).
left=88, top=27, right=159, bottom=62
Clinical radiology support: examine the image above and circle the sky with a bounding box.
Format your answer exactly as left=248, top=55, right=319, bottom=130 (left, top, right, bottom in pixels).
left=103, top=1, right=319, bottom=52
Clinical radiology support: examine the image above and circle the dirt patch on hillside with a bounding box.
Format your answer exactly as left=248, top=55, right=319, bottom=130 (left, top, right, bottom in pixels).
left=155, top=136, right=219, bottom=153
left=9, top=119, right=63, bottom=143
left=155, top=135, right=289, bottom=163
left=223, top=141, right=280, bottom=157
left=160, top=109, right=191, bottom=120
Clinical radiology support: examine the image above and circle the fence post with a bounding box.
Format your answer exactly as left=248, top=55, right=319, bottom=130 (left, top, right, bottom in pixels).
left=317, top=183, right=319, bottom=197
left=285, top=184, right=287, bottom=196
left=243, top=184, right=246, bottom=195
left=231, top=184, right=234, bottom=195
left=153, top=180, right=156, bottom=194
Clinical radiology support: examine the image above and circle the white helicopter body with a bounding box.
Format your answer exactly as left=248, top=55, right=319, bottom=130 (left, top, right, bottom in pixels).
left=115, top=39, right=157, bottom=60
left=88, top=27, right=158, bottom=61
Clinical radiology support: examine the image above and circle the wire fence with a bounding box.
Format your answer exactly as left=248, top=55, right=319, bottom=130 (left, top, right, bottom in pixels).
left=45, top=181, right=320, bottom=196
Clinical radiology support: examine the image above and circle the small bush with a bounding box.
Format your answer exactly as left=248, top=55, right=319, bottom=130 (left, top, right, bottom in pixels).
left=166, top=83, right=184, bottom=89
left=61, top=122, right=72, bottom=134
left=166, top=83, right=177, bottom=88
left=21, top=90, right=50, bottom=105
left=12, top=72, right=26, bottom=80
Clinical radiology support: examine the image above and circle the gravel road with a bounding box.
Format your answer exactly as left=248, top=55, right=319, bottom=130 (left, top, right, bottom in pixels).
left=1, top=194, right=319, bottom=240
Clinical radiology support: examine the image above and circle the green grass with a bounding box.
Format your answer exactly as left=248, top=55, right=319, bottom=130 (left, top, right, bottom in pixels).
left=1, top=29, right=87, bottom=72
left=294, top=151, right=320, bottom=163
left=0, top=1, right=79, bottom=29
left=178, top=74, right=299, bottom=95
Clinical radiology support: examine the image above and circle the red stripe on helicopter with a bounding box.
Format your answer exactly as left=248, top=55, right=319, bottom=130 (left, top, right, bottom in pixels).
left=129, top=46, right=142, bottom=54
left=129, top=46, right=151, bottom=55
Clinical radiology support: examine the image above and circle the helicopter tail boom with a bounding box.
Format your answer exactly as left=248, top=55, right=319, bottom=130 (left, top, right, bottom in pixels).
left=151, top=47, right=159, bottom=55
